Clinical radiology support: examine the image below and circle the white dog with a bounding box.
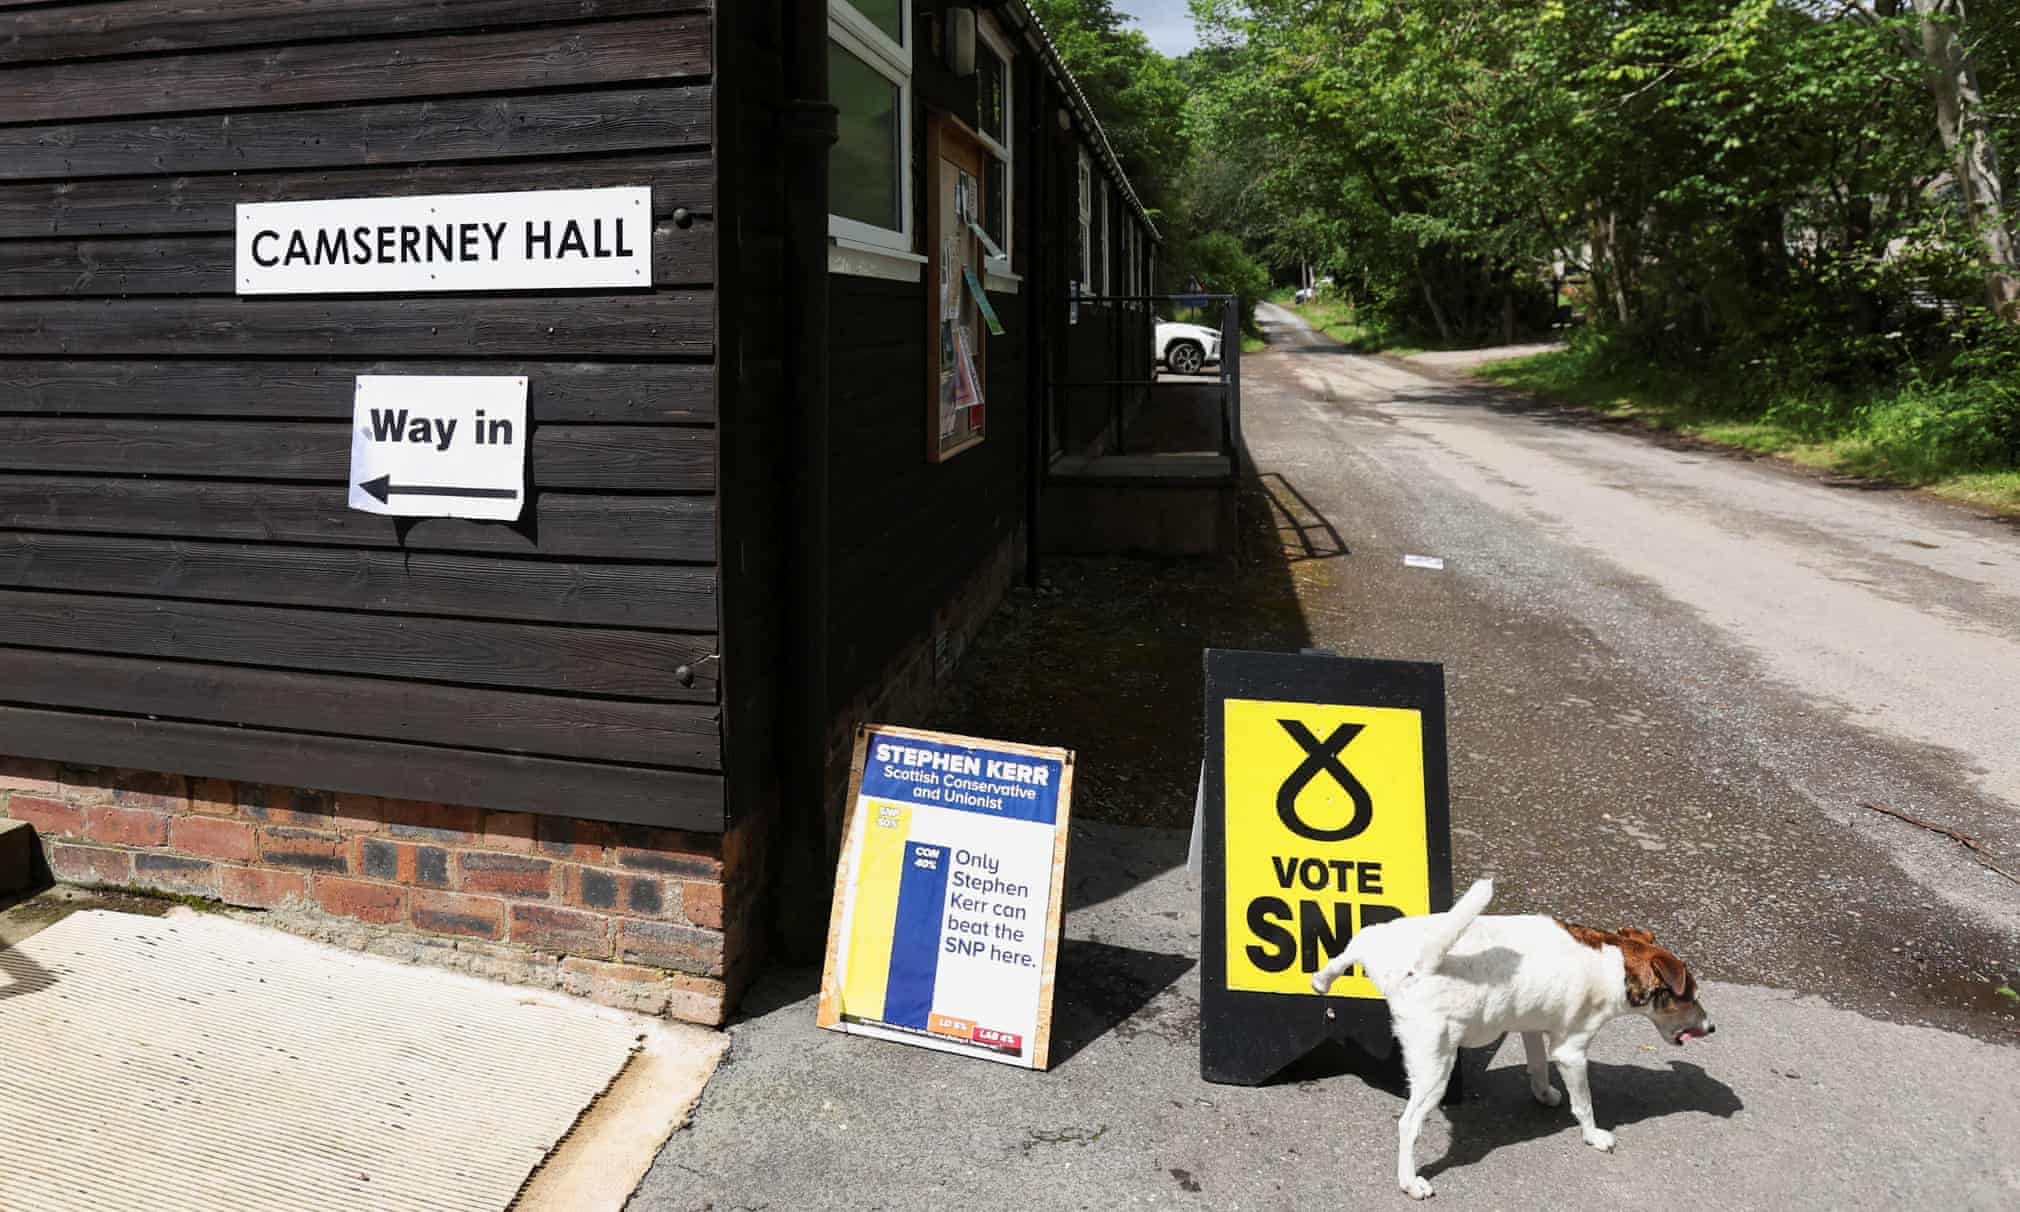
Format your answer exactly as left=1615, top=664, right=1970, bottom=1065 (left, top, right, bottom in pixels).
left=1312, top=880, right=1714, bottom=1199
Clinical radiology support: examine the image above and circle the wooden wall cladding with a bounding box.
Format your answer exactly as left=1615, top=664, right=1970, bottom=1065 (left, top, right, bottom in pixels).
left=0, top=0, right=723, bottom=829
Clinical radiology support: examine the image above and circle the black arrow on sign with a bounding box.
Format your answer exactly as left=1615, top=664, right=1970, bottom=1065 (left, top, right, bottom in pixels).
left=358, top=475, right=518, bottom=504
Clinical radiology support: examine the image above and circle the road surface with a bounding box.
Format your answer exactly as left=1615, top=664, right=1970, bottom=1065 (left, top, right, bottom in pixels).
left=633, top=305, right=2020, bottom=1210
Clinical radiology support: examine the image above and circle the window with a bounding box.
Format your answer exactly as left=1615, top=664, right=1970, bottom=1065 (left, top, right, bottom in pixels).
left=1093, top=180, right=1108, bottom=296
left=975, top=18, right=1014, bottom=269
left=1076, top=152, right=1092, bottom=288
left=829, top=0, right=912, bottom=254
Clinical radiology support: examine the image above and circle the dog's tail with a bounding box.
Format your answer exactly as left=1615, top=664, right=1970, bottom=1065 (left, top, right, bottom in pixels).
left=1310, top=878, right=1493, bottom=994
left=1412, top=879, right=1493, bottom=975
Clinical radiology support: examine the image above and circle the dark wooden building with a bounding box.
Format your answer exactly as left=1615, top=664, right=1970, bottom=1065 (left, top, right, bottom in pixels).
left=0, top=0, right=1157, bottom=1020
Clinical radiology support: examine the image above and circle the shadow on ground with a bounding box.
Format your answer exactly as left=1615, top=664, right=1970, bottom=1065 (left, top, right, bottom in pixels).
left=1423, top=1056, right=1743, bottom=1179
left=1045, top=939, right=1195, bottom=1069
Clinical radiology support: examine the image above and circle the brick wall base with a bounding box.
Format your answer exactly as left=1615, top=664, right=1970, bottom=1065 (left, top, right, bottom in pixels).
left=0, top=762, right=748, bottom=1026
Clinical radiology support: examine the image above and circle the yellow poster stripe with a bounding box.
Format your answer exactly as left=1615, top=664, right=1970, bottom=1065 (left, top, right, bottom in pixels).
left=840, top=799, right=912, bottom=1019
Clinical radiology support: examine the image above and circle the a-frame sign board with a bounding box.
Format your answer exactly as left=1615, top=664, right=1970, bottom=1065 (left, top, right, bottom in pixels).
left=1200, top=649, right=1454, bottom=1086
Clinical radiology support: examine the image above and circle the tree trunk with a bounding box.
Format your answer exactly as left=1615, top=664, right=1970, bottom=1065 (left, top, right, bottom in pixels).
left=1915, top=0, right=2020, bottom=320
left=1420, top=277, right=1454, bottom=344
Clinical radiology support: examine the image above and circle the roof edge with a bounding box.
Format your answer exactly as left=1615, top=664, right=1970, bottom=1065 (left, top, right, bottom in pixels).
left=988, top=0, right=1163, bottom=244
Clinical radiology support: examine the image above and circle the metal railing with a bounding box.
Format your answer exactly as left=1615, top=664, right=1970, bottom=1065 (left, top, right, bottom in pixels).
left=1050, top=293, right=1242, bottom=466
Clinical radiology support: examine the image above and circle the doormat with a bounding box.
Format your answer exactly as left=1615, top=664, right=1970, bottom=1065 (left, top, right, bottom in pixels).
left=0, top=909, right=686, bottom=1211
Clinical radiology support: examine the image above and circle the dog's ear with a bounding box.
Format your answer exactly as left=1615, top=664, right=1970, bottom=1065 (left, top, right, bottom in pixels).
left=1616, top=926, right=1656, bottom=944
left=1650, top=950, right=1690, bottom=998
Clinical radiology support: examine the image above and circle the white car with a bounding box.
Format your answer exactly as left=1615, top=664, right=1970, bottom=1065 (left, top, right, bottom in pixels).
left=1155, top=321, right=1223, bottom=376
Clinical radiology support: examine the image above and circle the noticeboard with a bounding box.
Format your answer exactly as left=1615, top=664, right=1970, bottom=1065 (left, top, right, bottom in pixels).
left=1200, top=649, right=1453, bottom=1086
left=818, top=726, right=1074, bottom=1069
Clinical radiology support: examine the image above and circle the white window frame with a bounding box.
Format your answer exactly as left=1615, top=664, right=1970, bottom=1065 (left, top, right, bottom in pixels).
left=1076, top=151, right=1092, bottom=289
left=828, top=0, right=913, bottom=257
left=975, top=15, right=1015, bottom=280
left=1095, top=180, right=1109, bottom=296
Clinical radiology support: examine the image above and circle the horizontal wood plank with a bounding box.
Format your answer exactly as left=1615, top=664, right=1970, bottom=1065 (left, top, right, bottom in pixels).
left=0, top=360, right=713, bottom=422
left=0, top=588, right=717, bottom=700
left=0, top=87, right=708, bottom=181
left=0, top=15, right=709, bottom=124
left=0, top=477, right=717, bottom=561
left=0, top=153, right=713, bottom=241
left=0, top=221, right=714, bottom=295
left=0, top=704, right=724, bottom=831
left=0, top=294, right=712, bottom=357
left=0, top=532, right=715, bottom=628
left=0, top=419, right=714, bottom=490
left=0, top=646, right=721, bottom=769
left=0, top=0, right=706, bottom=66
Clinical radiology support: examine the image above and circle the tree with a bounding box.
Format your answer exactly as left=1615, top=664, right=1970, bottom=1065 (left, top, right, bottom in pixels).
left=1910, top=0, right=2020, bottom=318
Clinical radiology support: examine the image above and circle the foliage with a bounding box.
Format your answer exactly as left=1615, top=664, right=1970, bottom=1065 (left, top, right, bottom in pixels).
left=1026, top=0, right=1190, bottom=223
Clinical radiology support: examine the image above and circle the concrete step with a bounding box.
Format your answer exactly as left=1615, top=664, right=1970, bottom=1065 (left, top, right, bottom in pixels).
left=0, top=819, right=37, bottom=895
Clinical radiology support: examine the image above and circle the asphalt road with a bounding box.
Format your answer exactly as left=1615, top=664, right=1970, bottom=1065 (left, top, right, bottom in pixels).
left=633, top=307, right=2020, bottom=1210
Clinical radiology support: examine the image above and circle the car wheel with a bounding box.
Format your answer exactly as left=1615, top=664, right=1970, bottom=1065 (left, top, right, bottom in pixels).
left=1167, top=339, right=1204, bottom=375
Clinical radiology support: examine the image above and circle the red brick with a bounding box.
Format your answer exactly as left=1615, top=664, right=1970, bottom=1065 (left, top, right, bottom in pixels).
left=111, top=769, right=186, bottom=812
left=479, top=811, right=537, bottom=853
left=561, top=864, right=619, bottom=910
left=86, top=805, right=168, bottom=847
left=49, top=843, right=132, bottom=885
left=316, top=876, right=407, bottom=925
left=612, top=825, right=722, bottom=880
left=59, top=767, right=117, bottom=806
left=663, top=972, right=730, bottom=1026
left=384, top=799, right=482, bottom=844
left=358, top=839, right=449, bottom=887
left=7, top=795, right=85, bottom=840
left=411, top=889, right=504, bottom=940
left=185, top=778, right=241, bottom=817
left=238, top=784, right=341, bottom=828
left=170, top=816, right=257, bottom=862
left=259, top=826, right=348, bottom=873
left=329, top=793, right=385, bottom=833
left=617, top=918, right=723, bottom=976
left=0, top=757, right=60, bottom=796
left=536, top=817, right=616, bottom=862
left=682, top=880, right=725, bottom=930
left=457, top=851, right=552, bottom=898
left=509, top=904, right=611, bottom=957
left=132, top=853, right=218, bottom=897
left=220, top=866, right=309, bottom=910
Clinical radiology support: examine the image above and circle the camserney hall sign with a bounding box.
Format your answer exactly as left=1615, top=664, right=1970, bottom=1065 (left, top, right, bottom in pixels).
left=236, top=187, right=652, bottom=295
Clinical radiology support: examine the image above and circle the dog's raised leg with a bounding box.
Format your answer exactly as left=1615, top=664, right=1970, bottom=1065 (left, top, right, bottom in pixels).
left=1521, top=1032, right=1561, bottom=1107
left=1550, top=1038, right=1614, bottom=1152
left=1395, top=1037, right=1458, bottom=1199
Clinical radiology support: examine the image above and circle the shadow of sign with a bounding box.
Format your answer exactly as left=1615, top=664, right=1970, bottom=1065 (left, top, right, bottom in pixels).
left=1045, top=938, right=1196, bottom=1070
left=1423, top=1056, right=1743, bottom=1179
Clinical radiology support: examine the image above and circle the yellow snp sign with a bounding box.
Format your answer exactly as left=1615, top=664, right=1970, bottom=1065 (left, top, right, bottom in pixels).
left=1223, top=699, right=1430, bottom=998
left=1200, top=650, right=1453, bottom=1086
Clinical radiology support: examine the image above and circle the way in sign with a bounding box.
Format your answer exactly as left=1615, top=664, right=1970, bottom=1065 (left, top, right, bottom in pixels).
left=348, top=375, right=529, bottom=522
left=367, top=407, right=516, bottom=452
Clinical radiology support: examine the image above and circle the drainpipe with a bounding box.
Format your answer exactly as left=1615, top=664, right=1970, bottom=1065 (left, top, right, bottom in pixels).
left=1022, top=53, right=1046, bottom=589
left=780, top=0, right=837, bottom=958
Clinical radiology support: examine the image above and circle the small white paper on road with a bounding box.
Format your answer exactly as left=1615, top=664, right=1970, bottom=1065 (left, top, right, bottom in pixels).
left=1404, top=554, right=1446, bottom=570
left=349, top=375, right=528, bottom=520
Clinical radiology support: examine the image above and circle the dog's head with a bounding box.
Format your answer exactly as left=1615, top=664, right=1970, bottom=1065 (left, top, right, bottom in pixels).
left=1615, top=929, right=1714, bottom=1046
left=1562, top=922, right=1715, bottom=1045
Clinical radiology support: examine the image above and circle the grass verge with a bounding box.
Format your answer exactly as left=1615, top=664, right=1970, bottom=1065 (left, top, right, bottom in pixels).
left=1476, top=343, right=2020, bottom=516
